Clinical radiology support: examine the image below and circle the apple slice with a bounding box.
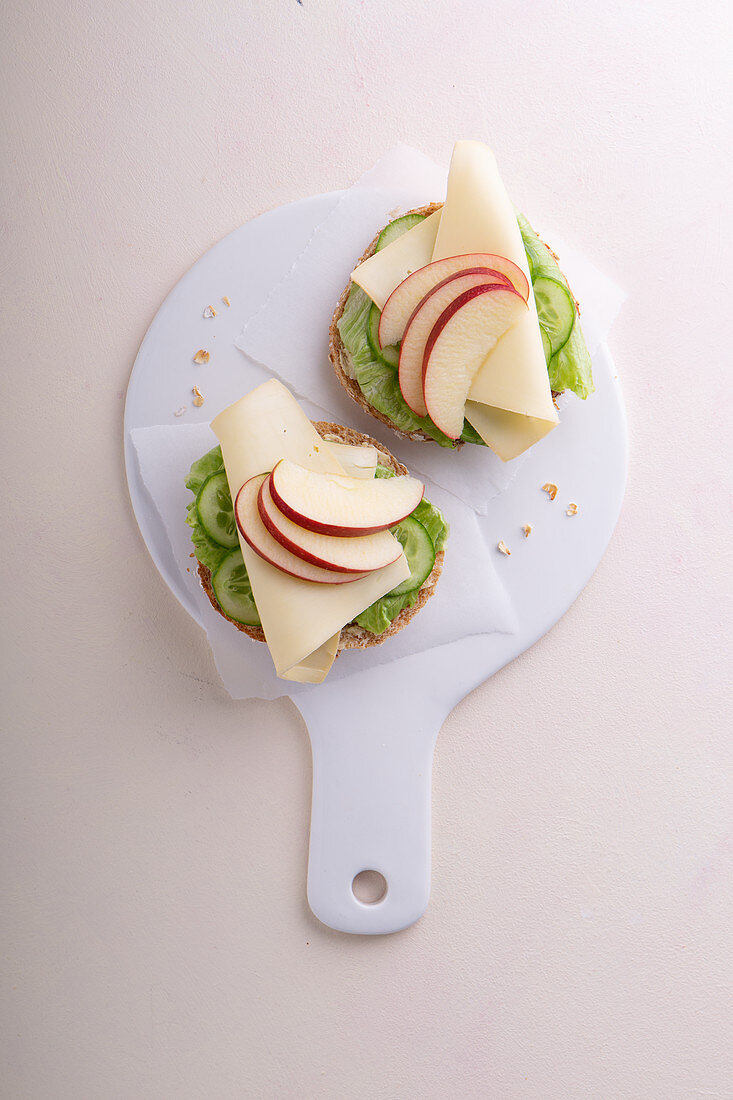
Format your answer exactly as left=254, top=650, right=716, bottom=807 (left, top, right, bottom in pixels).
left=398, top=270, right=509, bottom=417
left=379, top=252, right=529, bottom=348
left=258, top=476, right=402, bottom=573
left=423, top=284, right=528, bottom=439
left=269, top=459, right=424, bottom=536
left=234, top=474, right=370, bottom=584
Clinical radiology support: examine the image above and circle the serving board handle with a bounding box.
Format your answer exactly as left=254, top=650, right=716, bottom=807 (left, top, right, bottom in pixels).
left=295, top=672, right=448, bottom=935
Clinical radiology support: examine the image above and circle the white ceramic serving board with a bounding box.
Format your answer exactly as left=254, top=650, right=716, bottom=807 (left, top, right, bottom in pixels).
left=125, top=191, right=627, bottom=935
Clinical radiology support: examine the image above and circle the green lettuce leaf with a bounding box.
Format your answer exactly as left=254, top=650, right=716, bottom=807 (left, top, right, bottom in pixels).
left=517, top=211, right=554, bottom=279
left=517, top=211, right=594, bottom=398
left=186, top=508, right=233, bottom=576
left=353, top=588, right=420, bottom=635
left=411, top=499, right=449, bottom=553
left=185, top=444, right=224, bottom=495
left=548, top=324, right=594, bottom=399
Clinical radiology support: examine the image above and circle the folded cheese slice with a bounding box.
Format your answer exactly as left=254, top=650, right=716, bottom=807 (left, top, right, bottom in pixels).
left=432, top=140, right=557, bottom=459
left=323, top=440, right=377, bottom=479
left=351, top=210, right=441, bottom=310
left=211, top=380, right=410, bottom=683
left=463, top=401, right=556, bottom=463
left=350, top=141, right=559, bottom=460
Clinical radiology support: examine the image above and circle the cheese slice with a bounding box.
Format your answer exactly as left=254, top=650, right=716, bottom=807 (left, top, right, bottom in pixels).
left=463, top=401, right=556, bottom=463
left=432, top=140, right=557, bottom=459
left=211, top=380, right=410, bottom=682
left=351, top=210, right=441, bottom=310
left=348, top=141, right=559, bottom=460
left=323, top=440, right=377, bottom=479
left=282, top=635, right=341, bottom=684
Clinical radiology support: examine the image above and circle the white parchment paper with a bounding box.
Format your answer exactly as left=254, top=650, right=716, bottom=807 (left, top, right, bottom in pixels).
left=130, top=420, right=518, bottom=700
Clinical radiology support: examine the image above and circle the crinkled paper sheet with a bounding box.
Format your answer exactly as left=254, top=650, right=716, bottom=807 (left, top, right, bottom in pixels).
left=130, top=421, right=517, bottom=701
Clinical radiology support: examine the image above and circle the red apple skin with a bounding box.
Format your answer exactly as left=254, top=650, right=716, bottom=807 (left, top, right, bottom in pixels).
left=268, top=460, right=424, bottom=538
left=378, top=253, right=529, bottom=348
left=422, top=282, right=525, bottom=440
left=398, top=270, right=511, bottom=417
left=257, top=476, right=398, bottom=574
left=234, top=476, right=369, bottom=584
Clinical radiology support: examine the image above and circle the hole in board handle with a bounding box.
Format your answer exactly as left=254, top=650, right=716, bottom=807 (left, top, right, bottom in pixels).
left=352, top=870, right=388, bottom=905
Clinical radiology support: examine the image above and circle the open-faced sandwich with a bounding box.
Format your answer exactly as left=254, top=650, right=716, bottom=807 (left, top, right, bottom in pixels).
left=185, top=379, right=448, bottom=683
left=330, top=140, right=594, bottom=461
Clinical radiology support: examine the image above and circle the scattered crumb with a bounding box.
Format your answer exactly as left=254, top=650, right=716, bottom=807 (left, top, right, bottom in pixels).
left=174, top=406, right=186, bottom=417
left=222, top=296, right=231, bottom=307
left=497, top=540, right=511, bottom=556
left=192, top=386, right=205, bottom=407
left=203, top=305, right=217, bottom=319
left=566, top=502, right=579, bottom=516
left=193, top=348, right=210, bottom=364
left=542, top=482, right=558, bottom=501
left=522, top=524, right=532, bottom=538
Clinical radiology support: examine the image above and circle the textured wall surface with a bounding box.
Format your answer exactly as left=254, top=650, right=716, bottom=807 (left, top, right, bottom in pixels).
left=2, top=2, right=731, bottom=1097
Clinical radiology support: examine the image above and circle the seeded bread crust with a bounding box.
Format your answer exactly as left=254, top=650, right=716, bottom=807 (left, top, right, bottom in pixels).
left=195, top=420, right=444, bottom=653
left=329, top=202, right=575, bottom=433
left=328, top=203, right=444, bottom=443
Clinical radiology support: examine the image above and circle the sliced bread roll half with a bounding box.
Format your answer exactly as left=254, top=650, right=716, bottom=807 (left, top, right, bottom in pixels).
left=196, top=420, right=444, bottom=653
left=329, top=203, right=578, bottom=440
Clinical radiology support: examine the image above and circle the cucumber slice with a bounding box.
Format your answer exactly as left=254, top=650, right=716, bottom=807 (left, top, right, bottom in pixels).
left=387, top=516, right=436, bottom=597
left=533, top=276, right=575, bottom=355
left=212, top=549, right=261, bottom=627
left=367, top=304, right=399, bottom=369
left=196, top=470, right=238, bottom=548
left=376, top=212, right=426, bottom=251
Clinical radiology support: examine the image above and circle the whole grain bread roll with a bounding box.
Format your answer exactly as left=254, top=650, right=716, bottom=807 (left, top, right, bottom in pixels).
left=329, top=203, right=571, bottom=437
left=195, top=421, right=444, bottom=653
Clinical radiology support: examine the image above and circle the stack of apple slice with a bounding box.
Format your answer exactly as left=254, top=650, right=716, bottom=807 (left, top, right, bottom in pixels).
left=234, top=459, right=424, bottom=584
left=378, top=253, right=530, bottom=440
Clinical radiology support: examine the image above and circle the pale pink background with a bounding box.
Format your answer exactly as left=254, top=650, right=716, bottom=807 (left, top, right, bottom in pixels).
left=2, top=2, right=731, bottom=1097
